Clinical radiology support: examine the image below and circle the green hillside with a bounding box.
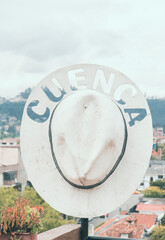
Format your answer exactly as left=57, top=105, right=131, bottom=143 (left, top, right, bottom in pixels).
left=0, top=88, right=164, bottom=139
left=147, top=99, right=165, bottom=130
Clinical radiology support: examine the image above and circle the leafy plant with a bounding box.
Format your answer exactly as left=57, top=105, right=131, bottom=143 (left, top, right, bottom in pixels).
left=0, top=197, right=44, bottom=236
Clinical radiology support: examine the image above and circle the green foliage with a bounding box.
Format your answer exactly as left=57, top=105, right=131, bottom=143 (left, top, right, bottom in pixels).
left=20, top=88, right=31, bottom=99
left=22, top=187, right=75, bottom=233
left=0, top=96, right=164, bottom=139
left=151, top=155, right=156, bottom=160
left=40, top=202, right=74, bottom=233
left=0, top=101, right=25, bottom=121
left=7, top=126, right=16, bottom=137
left=161, top=146, right=165, bottom=160
left=0, top=187, right=18, bottom=209
left=150, top=225, right=165, bottom=240
left=155, top=142, right=159, bottom=152
left=151, top=179, right=165, bottom=189
left=161, top=214, right=165, bottom=226
left=22, top=187, right=44, bottom=206
left=0, top=186, right=75, bottom=234
left=142, top=186, right=165, bottom=198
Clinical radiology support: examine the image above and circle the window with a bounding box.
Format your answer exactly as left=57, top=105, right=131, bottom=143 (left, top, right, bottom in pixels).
left=121, top=233, right=129, bottom=238
left=150, top=177, right=153, bottom=182
left=158, top=175, right=163, bottom=179
left=3, top=171, right=16, bottom=181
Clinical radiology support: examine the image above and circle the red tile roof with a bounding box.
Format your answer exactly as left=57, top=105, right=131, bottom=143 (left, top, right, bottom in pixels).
left=94, top=218, right=116, bottom=234
left=152, top=149, right=161, bottom=157
left=136, top=203, right=165, bottom=212
left=97, top=213, right=157, bottom=239
left=120, top=210, right=127, bottom=215
left=100, top=219, right=145, bottom=239
left=129, top=213, right=157, bottom=229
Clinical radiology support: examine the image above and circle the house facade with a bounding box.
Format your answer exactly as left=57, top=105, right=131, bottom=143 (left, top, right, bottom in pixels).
left=0, top=143, right=27, bottom=190
left=138, top=160, right=165, bottom=190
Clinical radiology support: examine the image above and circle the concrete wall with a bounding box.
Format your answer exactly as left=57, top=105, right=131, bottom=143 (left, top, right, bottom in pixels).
left=38, top=224, right=80, bottom=240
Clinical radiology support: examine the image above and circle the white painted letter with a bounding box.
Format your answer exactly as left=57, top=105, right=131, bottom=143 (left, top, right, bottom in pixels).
left=68, top=69, right=87, bottom=90
left=93, top=70, right=115, bottom=94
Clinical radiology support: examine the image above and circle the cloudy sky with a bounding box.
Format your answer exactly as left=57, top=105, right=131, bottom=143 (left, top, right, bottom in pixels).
left=0, top=0, right=165, bottom=98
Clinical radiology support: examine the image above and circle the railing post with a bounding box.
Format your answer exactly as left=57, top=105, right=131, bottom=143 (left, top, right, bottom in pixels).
left=80, top=218, right=88, bottom=240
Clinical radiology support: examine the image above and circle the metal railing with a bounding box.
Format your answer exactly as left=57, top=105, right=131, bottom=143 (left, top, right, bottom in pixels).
left=88, top=237, right=141, bottom=240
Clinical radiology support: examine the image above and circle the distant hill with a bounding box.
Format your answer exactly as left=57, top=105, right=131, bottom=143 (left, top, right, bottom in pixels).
left=0, top=88, right=164, bottom=131
left=0, top=101, right=25, bottom=121
left=0, top=88, right=31, bottom=121
left=147, top=98, right=165, bottom=130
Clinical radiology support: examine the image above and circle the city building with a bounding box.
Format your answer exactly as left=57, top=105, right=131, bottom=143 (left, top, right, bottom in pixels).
left=153, top=127, right=165, bottom=146
left=136, top=203, right=165, bottom=219
left=94, top=213, right=157, bottom=239
left=138, top=160, right=165, bottom=190
left=0, top=142, right=27, bottom=190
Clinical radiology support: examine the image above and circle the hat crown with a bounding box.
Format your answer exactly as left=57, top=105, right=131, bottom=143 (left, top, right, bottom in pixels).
left=50, top=90, right=125, bottom=187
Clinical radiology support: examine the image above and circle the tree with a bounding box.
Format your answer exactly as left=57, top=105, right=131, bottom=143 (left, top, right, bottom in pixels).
left=22, top=187, right=75, bottom=233
left=0, top=187, right=18, bottom=209
left=7, top=125, right=16, bottom=137
left=162, top=147, right=165, bottom=160
left=150, top=225, right=165, bottom=240
left=40, top=202, right=74, bottom=233
left=20, top=88, right=32, bottom=99
left=22, top=186, right=44, bottom=206
left=142, top=186, right=165, bottom=198
left=151, top=179, right=165, bottom=189
left=147, top=99, right=165, bottom=131
left=161, top=214, right=165, bottom=226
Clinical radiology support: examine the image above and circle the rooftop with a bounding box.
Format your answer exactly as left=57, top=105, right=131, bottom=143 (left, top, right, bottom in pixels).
left=95, top=213, right=157, bottom=239
left=136, top=203, right=165, bottom=212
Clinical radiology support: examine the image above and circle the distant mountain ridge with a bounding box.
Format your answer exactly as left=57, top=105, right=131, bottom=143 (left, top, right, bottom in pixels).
left=147, top=98, right=165, bottom=130
left=0, top=88, right=165, bottom=131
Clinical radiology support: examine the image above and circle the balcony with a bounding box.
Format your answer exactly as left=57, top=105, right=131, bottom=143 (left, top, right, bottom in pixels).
left=37, top=224, right=141, bottom=240
left=38, top=224, right=80, bottom=240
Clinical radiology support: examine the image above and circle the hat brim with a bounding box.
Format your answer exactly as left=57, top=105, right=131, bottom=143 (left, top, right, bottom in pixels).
left=21, top=64, right=152, bottom=218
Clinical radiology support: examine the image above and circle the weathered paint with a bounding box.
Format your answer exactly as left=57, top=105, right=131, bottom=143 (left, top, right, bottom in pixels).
left=21, top=64, right=153, bottom=218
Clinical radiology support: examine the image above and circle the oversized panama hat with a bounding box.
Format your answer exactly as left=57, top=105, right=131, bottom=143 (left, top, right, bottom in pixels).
left=21, top=64, right=152, bottom=218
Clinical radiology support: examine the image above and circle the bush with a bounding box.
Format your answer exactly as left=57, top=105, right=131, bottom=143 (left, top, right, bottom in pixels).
left=151, top=179, right=165, bottom=189
left=161, top=214, right=165, bottom=226
left=150, top=225, right=165, bottom=240
left=0, top=187, right=18, bottom=209
left=142, top=186, right=165, bottom=198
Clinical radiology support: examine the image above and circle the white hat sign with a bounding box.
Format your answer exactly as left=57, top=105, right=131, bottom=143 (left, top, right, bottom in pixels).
left=21, top=64, right=152, bottom=218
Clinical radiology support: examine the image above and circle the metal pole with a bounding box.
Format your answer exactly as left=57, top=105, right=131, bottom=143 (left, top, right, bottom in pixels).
left=80, top=218, right=88, bottom=240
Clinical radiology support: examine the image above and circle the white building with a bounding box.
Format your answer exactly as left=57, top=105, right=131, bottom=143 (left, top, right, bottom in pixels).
left=138, top=160, right=165, bottom=190
left=0, top=145, right=27, bottom=190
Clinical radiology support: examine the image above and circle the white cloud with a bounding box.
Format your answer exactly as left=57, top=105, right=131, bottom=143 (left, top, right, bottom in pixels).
left=0, top=0, right=165, bottom=97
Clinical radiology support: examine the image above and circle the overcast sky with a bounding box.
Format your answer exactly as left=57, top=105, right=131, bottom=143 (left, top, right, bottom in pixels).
left=0, top=0, right=165, bottom=98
